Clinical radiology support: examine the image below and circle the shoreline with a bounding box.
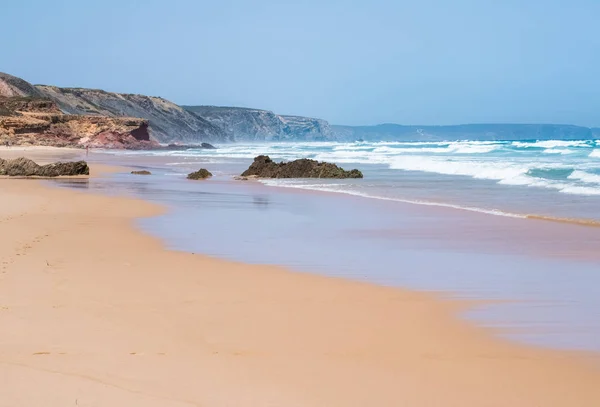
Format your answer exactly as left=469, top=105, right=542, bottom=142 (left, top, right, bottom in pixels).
left=1, top=152, right=600, bottom=405
left=6, top=145, right=598, bottom=229
left=260, top=179, right=600, bottom=227
left=87, top=146, right=600, bottom=229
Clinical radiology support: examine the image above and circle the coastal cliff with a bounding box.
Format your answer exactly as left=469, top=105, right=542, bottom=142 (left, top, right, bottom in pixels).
left=0, top=72, right=45, bottom=99
left=183, top=106, right=335, bottom=141
left=0, top=94, right=155, bottom=149
left=4, top=72, right=599, bottom=146
left=1, top=72, right=227, bottom=146
left=36, top=86, right=228, bottom=144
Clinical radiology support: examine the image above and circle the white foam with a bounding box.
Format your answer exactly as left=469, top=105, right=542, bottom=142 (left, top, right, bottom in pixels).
left=449, top=144, right=497, bottom=154
left=589, top=150, right=600, bottom=158
left=559, top=185, right=600, bottom=196
left=371, top=146, right=449, bottom=154
left=513, top=140, right=589, bottom=149
left=568, top=170, right=600, bottom=184
left=542, top=148, right=576, bottom=155
left=312, top=151, right=389, bottom=164
left=111, top=140, right=600, bottom=198
left=388, top=156, right=528, bottom=182
left=372, top=142, right=498, bottom=155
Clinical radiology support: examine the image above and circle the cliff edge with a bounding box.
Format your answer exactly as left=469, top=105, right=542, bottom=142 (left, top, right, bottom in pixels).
left=0, top=74, right=155, bottom=149
left=36, top=86, right=228, bottom=143
left=183, top=106, right=335, bottom=141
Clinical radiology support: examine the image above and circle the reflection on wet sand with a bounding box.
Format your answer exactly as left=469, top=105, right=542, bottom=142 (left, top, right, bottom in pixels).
left=52, top=156, right=600, bottom=352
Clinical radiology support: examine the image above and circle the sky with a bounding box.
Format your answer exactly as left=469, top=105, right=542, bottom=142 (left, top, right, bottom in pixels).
left=2, top=0, right=599, bottom=126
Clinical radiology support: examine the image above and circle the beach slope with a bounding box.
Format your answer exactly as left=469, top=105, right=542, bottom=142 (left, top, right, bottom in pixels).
left=1, top=160, right=600, bottom=406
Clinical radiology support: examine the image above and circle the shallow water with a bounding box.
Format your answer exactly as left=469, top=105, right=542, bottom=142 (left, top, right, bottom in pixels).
left=116, top=140, right=600, bottom=223
left=52, top=150, right=600, bottom=352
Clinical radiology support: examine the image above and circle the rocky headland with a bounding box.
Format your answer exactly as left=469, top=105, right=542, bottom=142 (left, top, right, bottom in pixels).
left=3, top=71, right=598, bottom=147
left=0, top=95, right=156, bottom=149
left=240, top=155, right=363, bottom=179
left=37, top=85, right=227, bottom=144
left=0, top=72, right=227, bottom=148
left=183, top=106, right=335, bottom=141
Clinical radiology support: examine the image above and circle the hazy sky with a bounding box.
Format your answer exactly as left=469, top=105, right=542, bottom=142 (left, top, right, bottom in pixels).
left=2, top=0, right=599, bottom=126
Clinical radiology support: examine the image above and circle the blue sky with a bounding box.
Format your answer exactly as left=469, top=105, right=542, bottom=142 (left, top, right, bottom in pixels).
left=2, top=0, right=599, bottom=126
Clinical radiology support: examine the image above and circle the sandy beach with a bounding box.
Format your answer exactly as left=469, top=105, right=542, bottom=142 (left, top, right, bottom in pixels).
left=1, top=149, right=600, bottom=406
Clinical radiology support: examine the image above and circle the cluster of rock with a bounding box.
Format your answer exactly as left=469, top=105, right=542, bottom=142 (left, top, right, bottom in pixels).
left=131, top=170, right=152, bottom=175
left=186, top=156, right=363, bottom=182
left=239, top=155, right=363, bottom=179
left=0, top=157, right=89, bottom=177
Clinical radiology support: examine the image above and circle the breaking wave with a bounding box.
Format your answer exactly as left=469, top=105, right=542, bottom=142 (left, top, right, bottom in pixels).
left=139, top=139, right=600, bottom=197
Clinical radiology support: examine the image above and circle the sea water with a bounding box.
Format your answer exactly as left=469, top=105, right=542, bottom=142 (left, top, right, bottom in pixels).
left=123, top=139, right=600, bottom=222
left=58, top=140, right=600, bottom=352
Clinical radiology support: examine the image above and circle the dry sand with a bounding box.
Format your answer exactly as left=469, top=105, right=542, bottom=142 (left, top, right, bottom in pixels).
left=1, top=149, right=600, bottom=406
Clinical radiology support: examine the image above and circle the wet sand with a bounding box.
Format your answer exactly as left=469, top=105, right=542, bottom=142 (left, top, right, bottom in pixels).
left=2, top=148, right=600, bottom=406
left=31, top=148, right=600, bottom=350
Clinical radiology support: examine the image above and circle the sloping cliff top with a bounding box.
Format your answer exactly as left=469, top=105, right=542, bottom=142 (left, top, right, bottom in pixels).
left=0, top=73, right=45, bottom=98
left=36, top=86, right=227, bottom=143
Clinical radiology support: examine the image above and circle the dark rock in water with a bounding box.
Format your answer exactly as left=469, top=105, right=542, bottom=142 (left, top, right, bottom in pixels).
left=187, top=168, right=213, bottom=180
left=0, top=157, right=89, bottom=177
left=241, top=155, right=363, bottom=179
left=131, top=170, right=151, bottom=175
left=201, top=142, right=217, bottom=149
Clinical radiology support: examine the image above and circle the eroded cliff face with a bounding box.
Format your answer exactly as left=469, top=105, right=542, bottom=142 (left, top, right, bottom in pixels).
left=36, top=86, right=228, bottom=143
left=0, top=96, right=156, bottom=149
left=279, top=115, right=333, bottom=141
left=183, top=106, right=336, bottom=141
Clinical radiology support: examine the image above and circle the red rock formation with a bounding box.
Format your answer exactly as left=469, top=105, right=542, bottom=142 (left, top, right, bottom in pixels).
left=0, top=97, right=158, bottom=149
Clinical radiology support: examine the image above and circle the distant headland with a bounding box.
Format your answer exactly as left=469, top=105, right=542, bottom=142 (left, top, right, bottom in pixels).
left=1, top=72, right=598, bottom=149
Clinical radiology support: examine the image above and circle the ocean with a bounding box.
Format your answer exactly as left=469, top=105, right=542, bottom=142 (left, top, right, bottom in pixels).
left=131, top=139, right=600, bottom=222
left=57, top=139, right=600, bottom=352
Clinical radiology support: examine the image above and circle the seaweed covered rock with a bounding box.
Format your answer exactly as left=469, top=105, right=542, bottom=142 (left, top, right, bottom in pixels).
left=131, top=170, right=152, bottom=175
left=0, top=157, right=89, bottom=177
left=240, top=155, right=363, bottom=179
left=187, top=168, right=213, bottom=180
